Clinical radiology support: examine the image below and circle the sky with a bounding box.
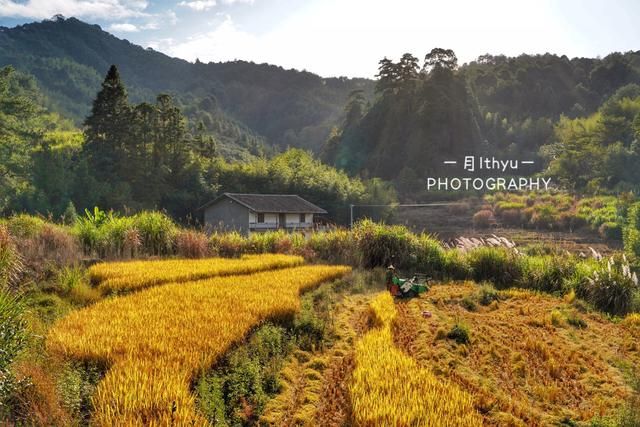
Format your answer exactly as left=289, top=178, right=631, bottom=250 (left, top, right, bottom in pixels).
left=0, top=0, right=639, bottom=78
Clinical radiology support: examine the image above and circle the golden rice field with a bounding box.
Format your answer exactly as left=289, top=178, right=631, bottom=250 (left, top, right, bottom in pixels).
left=394, top=283, right=640, bottom=425
left=89, top=253, right=304, bottom=294
left=349, top=292, right=482, bottom=426
left=47, top=262, right=350, bottom=426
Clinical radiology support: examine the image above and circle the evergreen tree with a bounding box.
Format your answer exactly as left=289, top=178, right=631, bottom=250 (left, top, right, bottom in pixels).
left=84, top=65, right=131, bottom=186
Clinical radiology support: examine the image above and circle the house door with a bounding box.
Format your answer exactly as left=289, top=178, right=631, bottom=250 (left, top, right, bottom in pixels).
left=279, top=213, right=286, bottom=229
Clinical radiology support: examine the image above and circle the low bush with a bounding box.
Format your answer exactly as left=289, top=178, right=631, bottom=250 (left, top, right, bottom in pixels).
left=353, top=219, right=416, bottom=269
left=175, top=230, right=209, bottom=258
left=415, top=235, right=446, bottom=277
left=520, top=255, right=575, bottom=293
left=477, top=283, right=499, bottom=306
left=308, top=229, right=357, bottom=265
left=443, top=249, right=472, bottom=280
left=447, top=321, right=470, bottom=344
left=5, top=214, right=46, bottom=239
left=132, top=211, right=177, bottom=255
left=209, top=231, right=247, bottom=257
left=499, top=209, right=523, bottom=227
left=599, top=222, right=623, bottom=241
left=0, top=288, right=28, bottom=411
left=583, top=256, right=639, bottom=316
left=466, top=247, right=523, bottom=289
left=56, top=267, right=99, bottom=306
left=472, top=210, right=494, bottom=228
left=0, top=226, right=23, bottom=289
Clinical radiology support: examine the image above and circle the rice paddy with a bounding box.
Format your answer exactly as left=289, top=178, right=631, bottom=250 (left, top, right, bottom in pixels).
left=47, top=258, right=350, bottom=426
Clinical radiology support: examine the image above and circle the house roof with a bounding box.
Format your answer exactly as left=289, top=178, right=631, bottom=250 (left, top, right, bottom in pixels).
left=202, top=193, right=327, bottom=214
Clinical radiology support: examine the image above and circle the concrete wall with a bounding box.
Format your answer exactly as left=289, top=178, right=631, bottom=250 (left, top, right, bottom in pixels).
left=204, top=198, right=250, bottom=234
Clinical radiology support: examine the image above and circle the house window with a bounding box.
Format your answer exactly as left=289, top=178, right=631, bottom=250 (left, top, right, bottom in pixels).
left=299, top=213, right=306, bottom=223
left=257, top=213, right=265, bottom=223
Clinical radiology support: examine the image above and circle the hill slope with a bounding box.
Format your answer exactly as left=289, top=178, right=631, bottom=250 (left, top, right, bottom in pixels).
left=0, top=16, right=373, bottom=156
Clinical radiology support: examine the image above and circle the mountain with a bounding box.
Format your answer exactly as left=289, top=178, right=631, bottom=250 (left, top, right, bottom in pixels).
left=322, top=50, right=640, bottom=198
left=0, top=16, right=373, bottom=158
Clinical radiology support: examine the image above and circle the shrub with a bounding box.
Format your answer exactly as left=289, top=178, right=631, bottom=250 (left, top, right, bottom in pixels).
left=460, top=296, right=476, bottom=311
left=477, top=283, right=499, bottom=306
left=308, top=229, right=357, bottom=265
left=56, top=267, right=100, bottom=306
left=209, top=231, right=247, bottom=257
left=529, top=204, right=558, bottom=229
left=132, top=211, right=177, bottom=255
left=446, top=321, right=470, bottom=344
left=415, top=235, right=446, bottom=278
left=97, top=216, right=136, bottom=258
left=566, top=312, right=587, bottom=329
left=466, top=247, right=523, bottom=289
left=15, top=224, right=80, bottom=278
left=0, top=226, right=23, bottom=289
left=495, top=201, right=526, bottom=212
left=599, top=222, right=623, bottom=241
left=353, top=219, right=416, bottom=269
left=583, top=256, right=639, bottom=316
left=499, top=209, right=523, bottom=227
left=5, top=214, right=45, bottom=239
left=175, top=230, right=209, bottom=258
left=442, top=249, right=472, bottom=280
left=0, top=288, right=27, bottom=408
left=472, top=210, right=494, bottom=228
left=196, top=372, right=226, bottom=425
left=521, top=255, right=576, bottom=293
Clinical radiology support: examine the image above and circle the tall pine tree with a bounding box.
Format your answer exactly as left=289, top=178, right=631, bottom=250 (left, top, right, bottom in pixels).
left=84, top=65, right=130, bottom=186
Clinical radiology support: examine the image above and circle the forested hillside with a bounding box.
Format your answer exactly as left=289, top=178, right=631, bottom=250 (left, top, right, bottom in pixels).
left=0, top=16, right=372, bottom=156
left=0, top=64, right=394, bottom=221
left=323, top=49, right=640, bottom=198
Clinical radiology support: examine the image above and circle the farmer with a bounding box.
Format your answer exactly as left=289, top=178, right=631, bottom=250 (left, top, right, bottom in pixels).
left=386, top=265, right=402, bottom=296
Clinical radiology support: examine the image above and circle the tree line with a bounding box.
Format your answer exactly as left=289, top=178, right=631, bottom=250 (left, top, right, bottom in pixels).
left=0, top=65, right=395, bottom=223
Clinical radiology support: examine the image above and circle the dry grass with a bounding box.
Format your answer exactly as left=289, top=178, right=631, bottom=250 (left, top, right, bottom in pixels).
left=349, top=292, right=482, bottom=426
left=261, top=292, right=372, bottom=426
left=47, top=264, right=350, bottom=426
left=397, top=282, right=639, bottom=425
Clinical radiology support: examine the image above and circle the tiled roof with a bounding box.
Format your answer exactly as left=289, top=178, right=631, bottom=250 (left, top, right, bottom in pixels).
left=203, top=193, right=327, bottom=214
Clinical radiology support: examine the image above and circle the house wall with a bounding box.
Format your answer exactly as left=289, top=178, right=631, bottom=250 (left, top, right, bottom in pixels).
left=204, top=198, right=250, bottom=234
left=249, top=212, right=278, bottom=225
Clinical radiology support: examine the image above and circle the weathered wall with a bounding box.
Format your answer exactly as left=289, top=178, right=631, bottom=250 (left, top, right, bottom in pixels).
left=204, top=198, right=249, bottom=234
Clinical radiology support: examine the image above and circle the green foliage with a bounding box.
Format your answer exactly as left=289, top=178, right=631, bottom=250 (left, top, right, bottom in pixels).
left=132, top=211, right=176, bottom=255
left=0, top=226, right=22, bottom=289
left=447, top=321, right=470, bottom=345
left=477, top=283, right=499, bottom=306
left=0, top=288, right=27, bottom=407
left=353, top=219, right=415, bottom=269
left=520, top=255, right=576, bottom=294
left=5, top=214, right=46, bottom=239
left=466, top=247, right=523, bottom=289
left=57, top=362, right=104, bottom=422
left=581, top=256, right=639, bottom=316
left=196, top=323, right=290, bottom=425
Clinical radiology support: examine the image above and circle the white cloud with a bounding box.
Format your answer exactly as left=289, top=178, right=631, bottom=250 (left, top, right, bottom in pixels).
left=178, top=0, right=217, bottom=11
left=166, top=15, right=259, bottom=62
left=109, top=22, right=139, bottom=32
left=0, top=0, right=149, bottom=19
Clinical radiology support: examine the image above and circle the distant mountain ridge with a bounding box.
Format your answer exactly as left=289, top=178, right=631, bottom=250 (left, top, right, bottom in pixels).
left=0, top=16, right=373, bottom=158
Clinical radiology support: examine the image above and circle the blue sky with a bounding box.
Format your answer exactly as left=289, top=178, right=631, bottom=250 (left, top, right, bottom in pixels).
left=1, top=0, right=639, bottom=77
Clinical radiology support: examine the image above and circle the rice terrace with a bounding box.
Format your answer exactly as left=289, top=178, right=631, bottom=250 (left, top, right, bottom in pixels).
left=2, top=3, right=640, bottom=426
